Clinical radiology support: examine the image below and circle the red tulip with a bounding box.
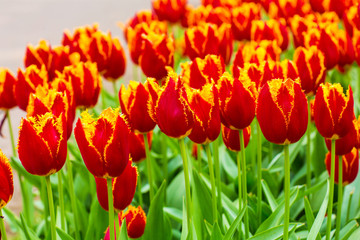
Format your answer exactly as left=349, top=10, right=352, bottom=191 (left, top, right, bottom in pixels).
left=222, top=125, right=251, bottom=152
left=0, top=150, right=14, bottom=209
left=325, top=119, right=357, bottom=156
left=129, top=131, right=152, bottom=163
left=0, top=68, right=17, bottom=109
left=152, top=0, right=187, bottom=23
left=231, top=3, right=261, bottom=41
left=123, top=10, right=158, bottom=42
left=343, top=4, right=360, bottom=37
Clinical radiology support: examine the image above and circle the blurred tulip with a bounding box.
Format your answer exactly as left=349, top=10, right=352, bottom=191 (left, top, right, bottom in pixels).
left=123, top=10, right=157, bottom=40
left=218, top=72, right=257, bottom=130
left=139, top=32, right=174, bottom=80
left=0, top=150, right=13, bottom=209
left=261, top=60, right=299, bottom=84
left=152, top=0, right=187, bottom=23
left=119, top=81, right=156, bottom=133
left=325, top=147, right=359, bottom=185
left=181, top=54, right=225, bottom=89
left=231, top=3, right=261, bottom=41
left=355, top=117, right=360, bottom=149
left=149, top=70, right=194, bottom=139
left=222, top=125, right=251, bottom=152
left=74, top=108, right=130, bottom=178
left=343, top=4, right=360, bottom=37
left=325, top=119, right=357, bottom=156
left=293, top=46, right=326, bottom=96
left=354, top=29, right=360, bottom=66
left=18, top=112, right=67, bottom=176
left=337, top=29, right=355, bottom=71
left=95, top=161, right=137, bottom=212
left=15, top=65, right=48, bottom=111
left=314, top=83, right=354, bottom=140
left=257, top=78, right=308, bottom=145
left=129, top=131, right=152, bottom=163
left=62, top=61, right=101, bottom=108
left=251, top=19, right=289, bottom=50
left=0, top=68, right=17, bottom=109
left=187, top=83, right=221, bottom=144
left=202, top=0, right=240, bottom=8
left=289, top=14, right=317, bottom=48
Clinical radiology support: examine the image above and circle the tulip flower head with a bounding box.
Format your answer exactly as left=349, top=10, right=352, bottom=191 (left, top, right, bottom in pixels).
left=129, top=131, right=152, bottom=163
left=231, top=3, right=261, bottom=41
left=152, top=0, right=187, bottom=23
left=18, top=112, right=67, bottom=176
left=257, top=78, right=308, bottom=145
left=313, top=83, right=354, bottom=140
left=0, top=150, right=13, bottom=209
left=0, top=68, right=17, bottom=109
left=222, top=125, right=251, bottom=152
left=343, top=4, right=360, bottom=37
left=74, top=108, right=130, bottom=178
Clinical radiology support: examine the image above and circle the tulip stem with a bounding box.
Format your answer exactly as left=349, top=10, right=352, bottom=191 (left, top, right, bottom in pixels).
left=306, top=99, right=311, bottom=189
left=269, top=142, right=273, bottom=164
left=197, top=144, right=201, bottom=174
left=213, top=138, right=222, bottom=219
left=6, top=110, right=16, bottom=157
left=256, top=119, right=262, bottom=224
left=205, top=144, right=217, bottom=223
left=115, top=211, right=120, bottom=239
left=137, top=171, right=143, bottom=207
left=113, top=81, right=119, bottom=106
left=240, top=130, right=249, bottom=239
left=179, top=138, right=192, bottom=238
left=284, top=144, right=290, bottom=240
left=326, top=139, right=336, bottom=240
left=107, top=178, right=115, bottom=240
left=57, top=171, right=66, bottom=230
left=0, top=208, right=7, bottom=240
left=144, top=133, right=154, bottom=202
left=335, top=156, right=343, bottom=240
left=45, top=176, right=56, bottom=240
left=162, top=133, right=168, bottom=184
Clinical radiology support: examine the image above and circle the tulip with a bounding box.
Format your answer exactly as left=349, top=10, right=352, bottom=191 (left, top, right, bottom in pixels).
left=74, top=108, right=130, bottom=178
left=276, top=0, right=310, bottom=19
left=95, top=161, right=137, bottom=212
left=231, top=3, right=261, bottom=41
left=261, top=60, right=299, bottom=85
left=222, top=125, right=251, bottom=152
left=123, top=10, right=158, bottom=42
left=0, top=68, right=17, bottom=109
left=181, top=54, right=225, bottom=89
left=355, top=117, right=360, bottom=149
left=129, top=131, right=152, bottom=163
left=152, top=0, right=187, bottom=23
left=201, top=0, right=240, bottom=8
left=354, top=29, right=360, bottom=66
left=289, top=14, right=317, bottom=48
left=293, top=46, right=326, bottom=96
left=119, top=81, right=156, bottom=133
left=181, top=5, right=211, bottom=27
left=104, top=206, right=147, bottom=239
left=337, top=30, right=355, bottom=71
left=62, top=61, right=101, bottom=108
left=343, top=4, right=360, bottom=37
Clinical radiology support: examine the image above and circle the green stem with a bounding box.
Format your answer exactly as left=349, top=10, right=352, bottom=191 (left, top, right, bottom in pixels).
left=213, top=138, right=222, bottom=219
left=240, top=130, right=249, bottom=239
left=45, top=176, right=56, bottom=240
left=107, top=178, right=115, bottom=240
left=236, top=150, right=242, bottom=212
left=57, top=171, right=66, bottom=230
left=162, top=133, right=168, bottom=184
left=115, top=211, right=120, bottom=239
left=67, top=158, right=80, bottom=240
left=306, top=99, right=312, bottom=189
left=284, top=144, right=290, bottom=240
left=113, top=81, right=119, bottom=106
left=136, top=169, right=143, bottom=207
left=256, top=120, right=262, bottom=224
left=101, top=89, right=106, bottom=110
left=0, top=208, right=7, bottom=240
left=144, top=133, right=154, bottom=202
left=269, top=142, right=273, bottom=164
left=205, top=144, right=217, bottom=223
left=335, top=156, right=343, bottom=240
left=197, top=144, right=201, bottom=174
left=179, top=138, right=192, bottom=238
left=326, top=139, right=336, bottom=240
left=6, top=110, right=16, bottom=157
left=41, top=178, right=49, bottom=238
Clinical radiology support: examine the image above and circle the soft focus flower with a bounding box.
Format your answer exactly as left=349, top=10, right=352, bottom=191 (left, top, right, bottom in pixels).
left=202, top=0, right=240, bottom=8
left=181, top=54, right=225, bottom=89
left=152, top=0, right=187, bottom=23
left=95, top=160, right=137, bottom=211
left=182, top=6, right=231, bottom=27
left=325, top=147, right=359, bottom=186
left=74, top=108, right=130, bottom=178
left=123, top=10, right=158, bottom=42
left=119, top=81, right=156, bottom=133
left=187, top=83, right=221, bottom=144
left=257, top=78, right=308, bottom=145
left=148, top=71, right=194, bottom=139
left=276, top=0, right=310, bottom=19
left=18, top=112, right=67, bottom=176
left=261, top=60, right=299, bottom=85
left=222, top=125, right=251, bottom=152
left=139, top=32, right=174, bottom=80
left=293, top=46, right=326, bottom=96
left=218, top=72, right=257, bottom=130
left=289, top=14, right=318, bottom=47
left=0, top=68, right=17, bottom=109
left=104, top=206, right=146, bottom=239
left=343, top=4, right=360, bottom=37
left=129, top=131, right=152, bottom=163
left=231, top=3, right=261, bottom=41
left=337, top=29, right=355, bottom=70
left=62, top=61, right=101, bottom=108
left=0, top=150, right=14, bottom=209
left=354, top=29, right=360, bottom=66
left=15, top=65, right=48, bottom=111
left=313, top=83, right=354, bottom=140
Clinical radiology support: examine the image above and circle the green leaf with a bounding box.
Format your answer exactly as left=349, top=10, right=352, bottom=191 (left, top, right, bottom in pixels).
left=10, top=157, right=41, bottom=188
left=211, top=222, right=223, bottom=240
left=119, top=219, right=129, bottom=240
left=56, top=227, right=75, bottom=240
left=303, top=197, right=321, bottom=240
left=143, top=181, right=172, bottom=240
left=349, top=227, right=360, bottom=240
left=249, top=224, right=299, bottom=240
left=307, top=180, right=329, bottom=240
left=261, top=179, right=278, bottom=212
left=223, top=206, right=246, bottom=240
left=164, top=207, right=183, bottom=223
left=84, top=195, right=108, bottom=240
left=192, top=171, right=213, bottom=223
left=339, top=220, right=358, bottom=240
left=20, top=213, right=41, bottom=240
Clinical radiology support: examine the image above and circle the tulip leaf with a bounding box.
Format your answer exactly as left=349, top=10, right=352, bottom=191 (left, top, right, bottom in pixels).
left=211, top=222, right=223, bottom=240
left=84, top=195, right=108, bottom=240
left=303, top=197, right=321, bottom=240
left=143, top=180, right=172, bottom=240
left=164, top=207, right=183, bottom=223
left=261, top=179, right=278, bottom=212
left=192, top=170, right=213, bottom=223
left=311, top=130, right=326, bottom=177
left=56, top=227, right=74, bottom=240
left=349, top=227, right=360, bottom=240
left=339, top=220, right=358, bottom=240
left=307, top=180, right=329, bottom=240
left=10, top=157, right=41, bottom=188
left=20, top=213, right=41, bottom=240
left=119, top=218, right=129, bottom=240
left=249, top=223, right=299, bottom=240
left=223, top=205, right=246, bottom=240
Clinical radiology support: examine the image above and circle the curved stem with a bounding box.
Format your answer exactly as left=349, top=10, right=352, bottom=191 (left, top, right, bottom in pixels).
left=205, top=144, right=217, bottom=223
left=256, top=120, right=262, bottom=224
left=179, top=138, right=192, bottom=238
left=240, top=130, right=249, bottom=239
left=326, top=139, right=336, bottom=240
left=107, top=178, right=115, bottom=240
left=144, top=133, right=154, bottom=201
left=67, top=158, right=80, bottom=240
left=45, top=176, right=56, bottom=240
left=284, top=144, right=290, bottom=240
left=213, top=138, right=222, bottom=219
left=306, top=99, right=311, bottom=189
left=6, top=110, right=16, bottom=157
left=197, top=144, right=201, bottom=174
left=335, top=155, right=343, bottom=240
left=57, top=171, right=66, bottom=230
left=137, top=170, right=143, bottom=207
left=0, top=208, right=7, bottom=240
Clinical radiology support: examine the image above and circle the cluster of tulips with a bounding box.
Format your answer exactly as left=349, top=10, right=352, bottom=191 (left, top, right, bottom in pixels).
left=1, top=0, right=360, bottom=239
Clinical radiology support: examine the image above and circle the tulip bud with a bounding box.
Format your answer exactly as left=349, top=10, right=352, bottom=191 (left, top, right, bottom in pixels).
left=222, top=125, right=251, bottom=152
left=0, top=68, right=17, bottom=109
